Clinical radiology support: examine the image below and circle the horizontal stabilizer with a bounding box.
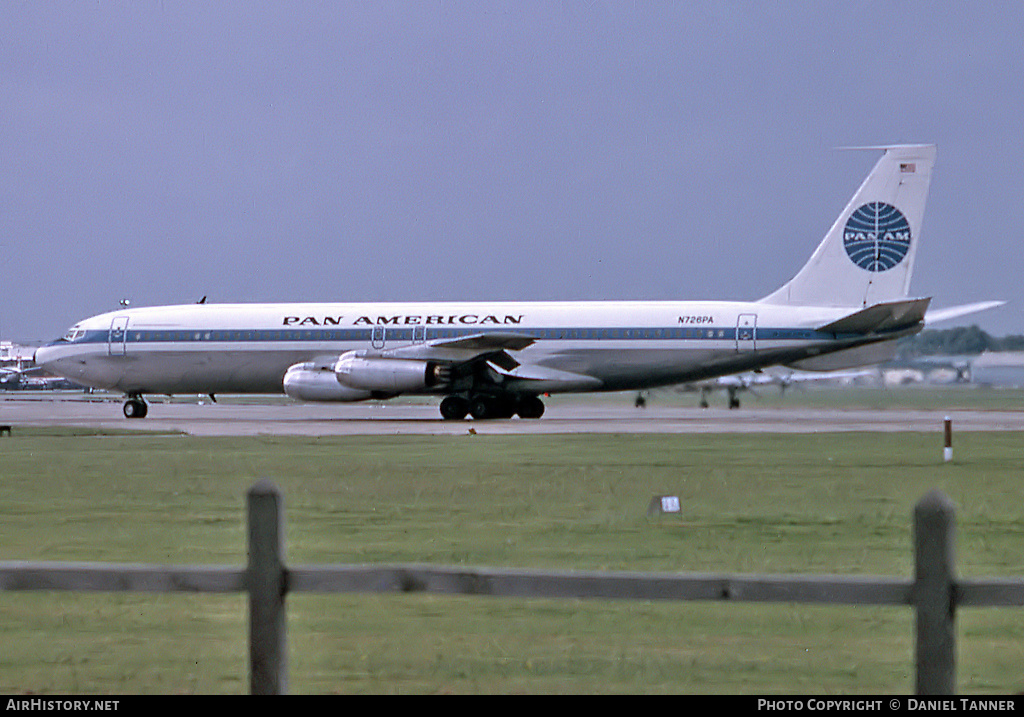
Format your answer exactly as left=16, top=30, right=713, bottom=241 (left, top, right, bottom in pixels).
left=925, top=301, right=1006, bottom=325
left=816, top=298, right=931, bottom=334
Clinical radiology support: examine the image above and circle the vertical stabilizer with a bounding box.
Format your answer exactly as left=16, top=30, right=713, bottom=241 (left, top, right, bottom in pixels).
left=760, top=145, right=935, bottom=308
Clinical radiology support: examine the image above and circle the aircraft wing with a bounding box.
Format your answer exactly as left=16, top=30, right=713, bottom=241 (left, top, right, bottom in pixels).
left=374, top=332, right=600, bottom=392
left=0, top=365, right=44, bottom=379
left=777, top=368, right=876, bottom=383
left=423, top=332, right=535, bottom=352
left=377, top=331, right=534, bottom=361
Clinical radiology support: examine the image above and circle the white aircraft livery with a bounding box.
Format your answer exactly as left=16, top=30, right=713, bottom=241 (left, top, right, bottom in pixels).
left=33, top=144, right=995, bottom=420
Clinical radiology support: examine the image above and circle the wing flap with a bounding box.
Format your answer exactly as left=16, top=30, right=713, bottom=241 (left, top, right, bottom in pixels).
left=485, top=360, right=603, bottom=391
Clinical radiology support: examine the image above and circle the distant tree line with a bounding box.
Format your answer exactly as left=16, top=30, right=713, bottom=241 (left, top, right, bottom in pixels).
left=898, top=325, right=1024, bottom=357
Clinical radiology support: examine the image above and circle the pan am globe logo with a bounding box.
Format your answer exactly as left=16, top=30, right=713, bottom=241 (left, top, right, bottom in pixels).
left=843, top=202, right=912, bottom=272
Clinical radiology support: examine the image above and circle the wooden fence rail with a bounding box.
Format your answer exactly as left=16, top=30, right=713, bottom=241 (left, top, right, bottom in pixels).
left=2, top=481, right=1024, bottom=694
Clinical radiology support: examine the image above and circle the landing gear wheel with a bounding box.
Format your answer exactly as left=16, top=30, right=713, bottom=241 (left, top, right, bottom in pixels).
left=468, top=395, right=515, bottom=420
left=516, top=395, right=545, bottom=419
left=439, top=396, right=469, bottom=420
left=123, top=398, right=148, bottom=419
left=493, top=398, right=516, bottom=419
left=469, top=396, right=493, bottom=420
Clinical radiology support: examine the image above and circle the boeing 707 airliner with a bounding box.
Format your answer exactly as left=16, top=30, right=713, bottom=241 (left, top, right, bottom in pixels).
left=34, top=145, right=999, bottom=420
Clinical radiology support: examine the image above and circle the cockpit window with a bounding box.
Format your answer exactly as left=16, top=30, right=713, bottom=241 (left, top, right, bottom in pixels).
left=63, top=327, right=86, bottom=342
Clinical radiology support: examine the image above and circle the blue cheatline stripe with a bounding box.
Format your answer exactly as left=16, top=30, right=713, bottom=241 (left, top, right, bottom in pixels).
left=65, top=325, right=850, bottom=347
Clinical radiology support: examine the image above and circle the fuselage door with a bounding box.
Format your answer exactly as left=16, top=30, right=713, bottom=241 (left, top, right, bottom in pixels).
left=108, top=316, right=130, bottom=356
left=736, top=313, right=757, bottom=351
left=371, top=324, right=386, bottom=349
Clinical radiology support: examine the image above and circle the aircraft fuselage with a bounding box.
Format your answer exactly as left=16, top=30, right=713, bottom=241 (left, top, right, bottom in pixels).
left=36, top=299, right=912, bottom=397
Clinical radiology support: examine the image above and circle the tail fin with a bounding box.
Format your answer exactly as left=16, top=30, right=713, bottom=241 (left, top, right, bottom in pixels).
left=760, top=144, right=936, bottom=308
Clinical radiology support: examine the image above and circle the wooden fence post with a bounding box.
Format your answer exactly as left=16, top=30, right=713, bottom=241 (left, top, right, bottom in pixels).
left=248, top=480, right=288, bottom=695
left=914, top=489, right=956, bottom=695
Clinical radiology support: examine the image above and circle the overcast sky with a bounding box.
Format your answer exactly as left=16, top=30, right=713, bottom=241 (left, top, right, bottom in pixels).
left=3, top=1, right=1022, bottom=342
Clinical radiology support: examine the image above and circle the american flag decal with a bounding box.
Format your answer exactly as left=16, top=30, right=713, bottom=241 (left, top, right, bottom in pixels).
left=900, top=163, right=916, bottom=173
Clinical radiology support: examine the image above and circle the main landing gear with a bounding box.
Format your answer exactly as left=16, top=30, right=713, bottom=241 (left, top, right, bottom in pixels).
left=123, top=394, right=148, bottom=419
left=727, top=387, right=741, bottom=410
left=440, top=394, right=545, bottom=420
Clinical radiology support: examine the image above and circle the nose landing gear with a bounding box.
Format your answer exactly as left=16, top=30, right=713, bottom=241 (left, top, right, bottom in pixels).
left=123, top=395, right=148, bottom=419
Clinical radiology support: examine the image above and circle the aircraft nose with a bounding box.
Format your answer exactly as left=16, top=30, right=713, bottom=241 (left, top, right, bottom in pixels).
left=34, top=340, right=116, bottom=390
left=33, top=344, right=60, bottom=371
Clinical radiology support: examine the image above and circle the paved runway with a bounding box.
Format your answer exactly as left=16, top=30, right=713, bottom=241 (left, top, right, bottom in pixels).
left=3, top=393, right=1023, bottom=436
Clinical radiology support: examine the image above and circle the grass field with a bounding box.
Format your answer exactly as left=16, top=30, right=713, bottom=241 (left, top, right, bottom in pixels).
left=1, top=427, right=1023, bottom=693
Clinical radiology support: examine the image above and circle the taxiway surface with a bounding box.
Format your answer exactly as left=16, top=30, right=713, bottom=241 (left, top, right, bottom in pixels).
left=3, top=394, right=1023, bottom=436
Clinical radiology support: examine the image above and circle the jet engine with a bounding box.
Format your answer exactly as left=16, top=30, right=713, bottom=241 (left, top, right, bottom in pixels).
left=334, top=353, right=448, bottom=393
left=283, top=362, right=373, bottom=402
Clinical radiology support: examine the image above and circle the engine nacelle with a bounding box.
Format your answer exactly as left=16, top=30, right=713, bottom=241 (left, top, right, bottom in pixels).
left=283, top=363, right=373, bottom=402
left=334, top=353, right=447, bottom=393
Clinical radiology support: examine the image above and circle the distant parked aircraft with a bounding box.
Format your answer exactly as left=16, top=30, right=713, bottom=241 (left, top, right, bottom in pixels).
left=677, top=369, right=876, bottom=409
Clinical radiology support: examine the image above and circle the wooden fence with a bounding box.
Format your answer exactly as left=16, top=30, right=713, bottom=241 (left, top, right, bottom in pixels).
left=2, top=481, right=1024, bottom=694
